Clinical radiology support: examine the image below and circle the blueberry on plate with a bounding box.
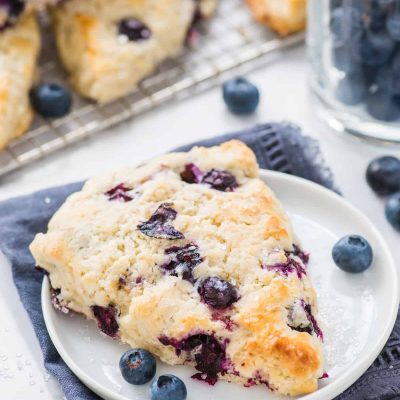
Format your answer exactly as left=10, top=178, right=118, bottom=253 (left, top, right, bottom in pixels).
left=332, top=235, right=373, bottom=273
left=150, top=374, right=187, bottom=400
left=31, top=83, right=72, bottom=118
left=385, top=192, right=400, bottom=231
left=222, top=77, right=260, bottom=115
left=335, top=74, right=367, bottom=106
left=366, top=155, right=400, bottom=195
left=119, top=348, right=156, bottom=385
left=366, top=89, right=400, bottom=122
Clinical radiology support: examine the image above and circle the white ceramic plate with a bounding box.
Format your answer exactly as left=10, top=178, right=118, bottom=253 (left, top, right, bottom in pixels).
left=41, top=170, right=399, bottom=400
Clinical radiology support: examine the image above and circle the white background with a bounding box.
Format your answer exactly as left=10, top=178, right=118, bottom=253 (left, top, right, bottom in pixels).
left=0, top=46, right=399, bottom=399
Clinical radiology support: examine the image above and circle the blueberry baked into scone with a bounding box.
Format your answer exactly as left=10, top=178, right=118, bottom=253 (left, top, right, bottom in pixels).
left=0, top=11, right=40, bottom=149
left=246, top=0, right=306, bottom=36
left=49, top=0, right=217, bottom=103
left=30, top=140, right=324, bottom=396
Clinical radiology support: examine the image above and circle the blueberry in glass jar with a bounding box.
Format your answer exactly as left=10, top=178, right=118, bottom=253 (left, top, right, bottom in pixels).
left=335, top=73, right=367, bottom=105
left=351, top=31, right=395, bottom=67
left=327, top=0, right=400, bottom=123
left=366, top=89, right=400, bottom=121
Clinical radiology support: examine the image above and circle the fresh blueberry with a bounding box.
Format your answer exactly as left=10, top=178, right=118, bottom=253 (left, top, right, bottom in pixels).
left=385, top=192, right=400, bottom=231
left=150, top=375, right=187, bottom=400
left=386, top=12, right=400, bottom=41
left=352, top=31, right=395, bottom=67
left=378, top=0, right=395, bottom=8
left=376, top=66, right=400, bottom=95
left=366, top=89, right=400, bottom=121
left=119, top=348, right=156, bottom=385
left=332, top=42, right=361, bottom=73
left=330, top=7, right=352, bottom=40
left=118, top=18, right=151, bottom=41
left=361, top=65, right=379, bottom=86
left=332, top=235, right=373, bottom=273
left=31, top=83, right=72, bottom=118
left=366, top=2, right=387, bottom=31
left=223, top=77, right=260, bottom=115
left=366, top=156, right=400, bottom=195
left=198, top=277, right=239, bottom=309
left=335, top=74, right=367, bottom=106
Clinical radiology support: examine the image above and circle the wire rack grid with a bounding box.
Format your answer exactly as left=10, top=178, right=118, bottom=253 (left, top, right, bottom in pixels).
left=0, top=0, right=303, bottom=178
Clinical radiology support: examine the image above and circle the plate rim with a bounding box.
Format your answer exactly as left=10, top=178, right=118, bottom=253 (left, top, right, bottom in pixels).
left=41, top=169, right=400, bottom=400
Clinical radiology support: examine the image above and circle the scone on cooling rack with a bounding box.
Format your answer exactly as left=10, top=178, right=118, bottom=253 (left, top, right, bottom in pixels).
left=31, top=140, right=324, bottom=396
left=0, top=11, right=40, bottom=149
left=49, top=0, right=217, bottom=103
left=246, top=0, right=306, bottom=36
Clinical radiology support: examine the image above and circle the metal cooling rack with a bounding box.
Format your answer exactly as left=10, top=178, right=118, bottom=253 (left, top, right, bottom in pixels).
left=0, top=0, right=303, bottom=177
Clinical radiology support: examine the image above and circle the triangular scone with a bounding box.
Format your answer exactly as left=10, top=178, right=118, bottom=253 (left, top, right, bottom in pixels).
left=30, top=140, right=324, bottom=396
left=49, top=0, right=217, bottom=103
left=0, top=12, right=40, bottom=149
left=246, top=0, right=306, bottom=36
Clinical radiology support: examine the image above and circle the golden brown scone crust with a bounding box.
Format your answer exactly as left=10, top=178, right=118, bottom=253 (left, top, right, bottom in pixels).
left=30, top=140, right=324, bottom=396
left=246, top=0, right=306, bottom=36
left=0, top=12, right=40, bottom=149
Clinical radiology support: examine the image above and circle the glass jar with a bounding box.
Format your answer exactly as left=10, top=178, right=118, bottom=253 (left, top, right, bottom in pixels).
left=308, top=0, right=400, bottom=142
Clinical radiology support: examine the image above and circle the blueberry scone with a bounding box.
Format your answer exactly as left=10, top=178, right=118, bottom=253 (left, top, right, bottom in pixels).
left=30, top=141, right=324, bottom=396
left=49, top=0, right=217, bottom=103
left=0, top=11, right=40, bottom=149
left=246, top=0, right=306, bottom=36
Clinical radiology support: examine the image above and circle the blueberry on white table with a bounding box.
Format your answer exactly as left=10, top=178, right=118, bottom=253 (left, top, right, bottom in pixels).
left=332, top=235, right=373, bottom=273
left=31, top=83, right=72, bottom=118
left=385, top=192, right=400, bottom=232
left=150, top=374, right=187, bottom=400
left=119, top=348, right=156, bottom=385
left=222, top=77, right=260, bottom=115
left=366, top=155, right=400, bottom=195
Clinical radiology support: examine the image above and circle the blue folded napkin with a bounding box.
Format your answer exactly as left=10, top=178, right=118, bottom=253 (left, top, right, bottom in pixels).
left=0, top=122, right=398, bottom=400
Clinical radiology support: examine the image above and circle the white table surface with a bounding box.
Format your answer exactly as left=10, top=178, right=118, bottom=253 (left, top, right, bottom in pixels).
left=1, top=45, right=399, bottom=400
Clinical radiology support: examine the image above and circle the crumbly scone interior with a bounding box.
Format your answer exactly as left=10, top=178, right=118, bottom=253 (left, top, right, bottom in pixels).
left=30, top=140, right=324, bottom=396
